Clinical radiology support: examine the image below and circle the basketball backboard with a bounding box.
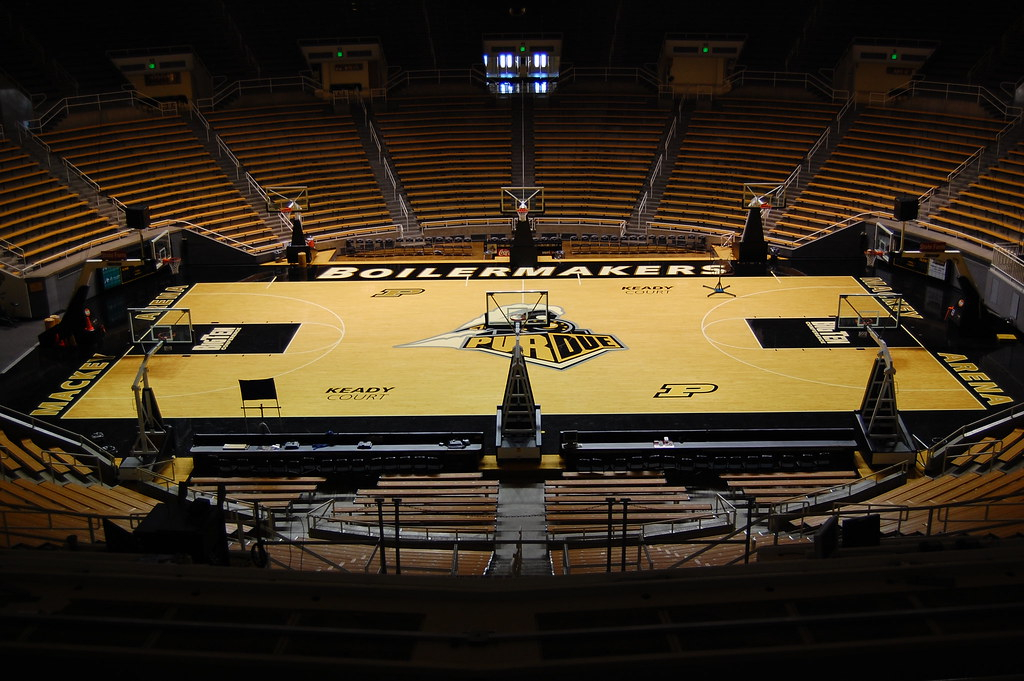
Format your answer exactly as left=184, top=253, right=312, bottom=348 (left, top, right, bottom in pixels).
left=267, top=186, right=309, bottom=213
left=500, top=187, right=545, bottom=216
left=485, top=290, right=550, bottom=329
left=129, top=307, right=194, bottom=348
left=742, top=182, right=786, bottom=209
left=835, top=293, right=901, bottom=331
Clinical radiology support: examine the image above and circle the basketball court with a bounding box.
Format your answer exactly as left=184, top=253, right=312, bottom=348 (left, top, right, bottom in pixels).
left=48, top=270, right=988, bottom=425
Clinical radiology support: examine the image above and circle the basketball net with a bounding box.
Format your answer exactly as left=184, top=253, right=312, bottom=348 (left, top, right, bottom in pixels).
left=516, top=202, right=529, bottom=222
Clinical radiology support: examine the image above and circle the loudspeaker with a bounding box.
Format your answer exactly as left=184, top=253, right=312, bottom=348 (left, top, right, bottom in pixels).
left=134, top=498, right=229, bottom=565
left=842, top=514, right=880, bottom=547
left=893, top=197, right=918, bottom=221
left=126, top=205, right=150, bottom=230
left=813, top=515, right=839, bottom=558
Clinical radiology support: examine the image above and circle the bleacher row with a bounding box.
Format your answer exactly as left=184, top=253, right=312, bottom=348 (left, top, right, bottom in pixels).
left=797, top=469, right=1024, bottom=538
left=4, top=427, right=1024, bottom=573
left=1, top=429, right=95, bottom=482
left=534, top=93, right=669, bottom=220
left=774, top=106, right=1010, bottom=245
left=201, top=100, right=394, bottom=241
left=3, top=90, right=1022, bottom=273
left=0, top=140, right=119, bottom=269
left=0, top=427, right=151, bottom=548
left=657, top=97, right=841, bottom=235
left=945, top=427, right=1024, bottom=472
left=375, top=94, right=513, bottom=223
left=37, top=116, right=278, bottom=254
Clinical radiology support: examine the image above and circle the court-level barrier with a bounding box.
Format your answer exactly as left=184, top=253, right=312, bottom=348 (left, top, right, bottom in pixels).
left=189, top=431, right=485, bottom=477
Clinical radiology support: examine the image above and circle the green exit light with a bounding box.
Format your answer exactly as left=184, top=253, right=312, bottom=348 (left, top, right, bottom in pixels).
left=702, top=46, right=709, bottom=54
left=147, top=61, right=156, bottom=69
left=337, top=50, right=344, bottom=57
left=890, top=52, right=899, bottom=60
left=520, top=44, right=526, bottom=52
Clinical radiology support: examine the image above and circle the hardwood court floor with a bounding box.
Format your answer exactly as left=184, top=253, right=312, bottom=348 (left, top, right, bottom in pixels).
left=61, top=274, right=984, bottom=421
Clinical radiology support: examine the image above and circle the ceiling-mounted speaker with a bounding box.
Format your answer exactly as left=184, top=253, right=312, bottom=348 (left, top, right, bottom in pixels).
left=126, top=205, right=150, bottom=230
left=893, top=197, right=918, bottom=222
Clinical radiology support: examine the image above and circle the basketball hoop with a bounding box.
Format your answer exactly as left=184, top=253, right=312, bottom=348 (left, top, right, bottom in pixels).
left=162, top=257, right=181, bottom=275
left=857, top=315, right=880, bottom=337
left=516, top=202, right=529, bottom=222
left=509, top=311, right=528, bottom=336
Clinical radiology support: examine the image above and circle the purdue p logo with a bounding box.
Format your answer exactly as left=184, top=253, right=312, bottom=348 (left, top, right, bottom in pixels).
left=373, top=288, right=425, bottom=297
left=654, top=383, right=718, bottom=398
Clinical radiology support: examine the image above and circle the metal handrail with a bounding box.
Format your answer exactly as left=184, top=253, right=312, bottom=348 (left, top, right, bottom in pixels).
left=532, top=217, right=626, bottom=231
left=0, top=405, right=114, bottom=478
left=572, top=494, right=750, bottom=572
left=722, top=70, right=846, bottom=103
left=150, top=218, right=265, bottom=254
left=785, top=210, right=887, bottom=247
left=766, top=460, right=910, bottom=516
left=551, top=494, right=737, bottom=544
left=216, top=136, right=242, bottom=176
left=15, top=228, right=136, bottom=274
left=791, top=491, right=1024, bottom=538
left=0, top=505, right=142, bottom=545
left=943, top=146, right=986, bottom=197
left=557, top=65, right=660, bottom=90
left=15, top=124, right=52, bottom=166
left=883, top=80, right=1023, bottom=122
left=992, top=243, right=1024, bottom=286
left=804, top=127, right=831, bottom=169
left=0, top=236, right=26, bottom=267
left=25, top=90, right=176, bottom=133
left=195, top=75, right=322, bottom=111
left=927, top=402, right=1024, bottom=471
left=260, top=538, right=353, bottom=573
left=306, top=500, right=495, bottom=543
left=930, top=439, right=1006, bottom=475
left=421, top=218, right=514, bottom=232
left=386, top=68, right=485, bottom=94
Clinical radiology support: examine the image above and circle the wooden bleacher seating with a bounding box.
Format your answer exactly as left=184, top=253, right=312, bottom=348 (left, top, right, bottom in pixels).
left=0, top=429, right=96, bottom=482
left=203, top=99, right=393, bottom=241
left=946, top=428, right=1024, bottom=472
left=278, top=473, right=498, bottom=575
left=0, top=478, right=158, bottom=548
left=927, top=140, right=1024, bottom=246
left=36, top=114, right=278, bottom=254
left=328, top=473, right=499, bottom=535
left=535, top=93, right=668, bottom=220
left=375, top=94, right=512, bottom=224
left=544, top=473, right=712, bottom=535
left=656, top=96, right=840, bottom=240
left=722, top=470, right=861, bottom=506
left=773, top=104, right=1006, bottom=244
left=263, top=540, right=493, bottom=575
left=186, top=475, right=326, bottom=510
left=797, top=468, right=1024, bottom=538
left=0, top=140, right=120, bottom=268
left=549, top=527, right=797, bottom=574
